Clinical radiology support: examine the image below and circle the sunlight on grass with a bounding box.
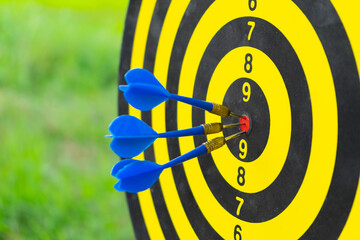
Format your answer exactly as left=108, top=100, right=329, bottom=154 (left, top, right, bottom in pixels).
left=0, top=0, right=133, bottom=239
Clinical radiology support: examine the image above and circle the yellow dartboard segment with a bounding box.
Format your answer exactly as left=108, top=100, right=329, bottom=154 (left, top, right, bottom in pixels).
left=332, top=1, right=360, bottom=239
left=152, top=0, right=198, bottom=239
left=118, top=0, right=360, bottom=239
left=179, top=0, right=336, bottom=238
left=207, top=47, right=291, bottom=194
left=128, top=0, right=165, bottom=239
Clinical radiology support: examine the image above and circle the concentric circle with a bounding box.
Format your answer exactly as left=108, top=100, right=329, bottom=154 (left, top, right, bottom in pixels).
left=118, top=0, right=360, bottom=239
left=222, top=77, right=270, bottom=162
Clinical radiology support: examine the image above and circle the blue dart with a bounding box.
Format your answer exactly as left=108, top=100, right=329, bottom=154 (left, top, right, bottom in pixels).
left=111, top=131, right=244, bottom=193
left=106, top=115, right=241, bottom=158
left=119, top=68, right=241, bottom=117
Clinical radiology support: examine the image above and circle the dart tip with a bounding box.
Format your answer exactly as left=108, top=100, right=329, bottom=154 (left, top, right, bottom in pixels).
left=225, top=131, right=245, bottom=141
left=105, top=135, right=113, bottom=138
left=119, top=85, right=129, bottom=92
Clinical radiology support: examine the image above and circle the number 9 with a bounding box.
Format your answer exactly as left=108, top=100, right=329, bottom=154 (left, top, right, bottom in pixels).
left=242, top=82, right=251, bottom=102
left=239, top=139, right=247, bottom=159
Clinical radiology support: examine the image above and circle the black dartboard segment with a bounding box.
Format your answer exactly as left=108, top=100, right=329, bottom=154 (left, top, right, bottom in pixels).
left=222, top=78, right=270, bottom=162
left=118, top=0, right=360, bottom=239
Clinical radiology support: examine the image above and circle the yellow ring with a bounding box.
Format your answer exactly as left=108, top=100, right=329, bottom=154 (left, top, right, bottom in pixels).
left=177, top=0, right=337, bottom=238
left=152, top=0, right=198, bottom=239
left=206, top=46, right=291, bottom=194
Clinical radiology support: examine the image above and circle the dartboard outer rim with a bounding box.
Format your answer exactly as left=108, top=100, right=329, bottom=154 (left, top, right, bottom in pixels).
left=117, top=0, right=360, bottom=239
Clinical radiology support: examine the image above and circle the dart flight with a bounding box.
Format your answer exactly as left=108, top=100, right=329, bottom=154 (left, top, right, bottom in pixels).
left=119, top=68, right=240, bottom=117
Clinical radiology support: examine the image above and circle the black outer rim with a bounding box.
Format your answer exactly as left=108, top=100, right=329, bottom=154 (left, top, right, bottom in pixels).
left=165, top=1, right=222, bottom=238
left=119, top=0, right=360, bottom=239
left=118, top=1, right=150, bottom=240
left=141, top=0, right=179, bottom=239
left=294, top=0, right=360, bottom=238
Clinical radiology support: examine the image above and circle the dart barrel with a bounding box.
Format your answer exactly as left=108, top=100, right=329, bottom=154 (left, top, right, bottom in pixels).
left=118, top=0, right=360, bottom=239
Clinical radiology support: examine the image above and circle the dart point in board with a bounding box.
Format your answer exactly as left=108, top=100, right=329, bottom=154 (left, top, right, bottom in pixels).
left=239, top=115, right=251, bottom=133
left=119, top=68, right=241, bottom=118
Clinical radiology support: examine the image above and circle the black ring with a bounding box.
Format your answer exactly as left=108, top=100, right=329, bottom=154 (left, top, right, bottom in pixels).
left=193, top=17, right=312, bottom=223
left=118, top=0, right=149, bottom=239
left=120, top=0, right=360, bottom=239
left=222, top=78, right=270, bottom=162
left=166, top=0, right=222, bottom=238
left=293, top=0, right=360, bottom=238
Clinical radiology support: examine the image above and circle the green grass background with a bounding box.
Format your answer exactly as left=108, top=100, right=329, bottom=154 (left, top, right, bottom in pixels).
left=0, top=0, right=134, bottom=239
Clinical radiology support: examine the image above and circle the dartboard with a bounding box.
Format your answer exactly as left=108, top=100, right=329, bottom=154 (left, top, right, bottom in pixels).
left=117, top=0, right=360, bottom=239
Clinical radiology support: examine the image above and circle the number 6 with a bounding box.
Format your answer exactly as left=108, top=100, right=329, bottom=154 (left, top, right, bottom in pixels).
left=234, top=225, right=242, bottom=240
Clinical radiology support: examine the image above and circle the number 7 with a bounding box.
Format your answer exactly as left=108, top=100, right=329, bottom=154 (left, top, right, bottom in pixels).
left=236, top=196, right=244, bottom=216
left=248, top=21, right=255, bottom=40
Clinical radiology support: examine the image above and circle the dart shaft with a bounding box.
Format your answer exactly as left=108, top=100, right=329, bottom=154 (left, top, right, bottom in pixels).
left=223, top=122, right=242, bottom=128
left=202, top=122, right=239, bottom=133
left=169, top=93, right=214, bottom=112
left=157, top=122, right=241, bottom=138
left=169, top=94, right=238, bottom=117
left=162, top=144, right=208, bottom=168
left=203, top=137, right=226, bottom=153
left=210, top=103, right=232, bottom=117
left=202, top=123, right=223, bottom=134
left=162, top=131, right=244, bottom=169
left=225, top=131, right=245, bottom=141
left=158, top=126, right=204, bottom=138
left=204, top=131, right=245, bottom=153
left=158, top=122, right=240, bottom=138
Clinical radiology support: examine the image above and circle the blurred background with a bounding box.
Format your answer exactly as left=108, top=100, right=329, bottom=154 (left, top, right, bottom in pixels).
left=0, top=0, right=134, bottom=239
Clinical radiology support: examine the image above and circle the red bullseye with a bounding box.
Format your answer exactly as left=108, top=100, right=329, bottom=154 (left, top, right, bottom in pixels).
left=239, top=115, right=251, bottom=133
